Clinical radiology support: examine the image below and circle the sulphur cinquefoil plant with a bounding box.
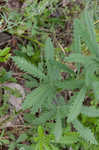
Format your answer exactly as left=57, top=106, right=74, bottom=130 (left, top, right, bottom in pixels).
left=12, top=9, right=99, bottom=147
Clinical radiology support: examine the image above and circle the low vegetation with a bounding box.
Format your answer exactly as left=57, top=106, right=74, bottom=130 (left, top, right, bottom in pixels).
left=0, top=0, right=99, bottom=150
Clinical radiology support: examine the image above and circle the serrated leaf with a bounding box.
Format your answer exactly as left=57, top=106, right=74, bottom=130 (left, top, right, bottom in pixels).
left=92, top=81, right=99, bottom=102
left=72, top=119, right=97, bottom=145
left=22, top=84, right=48, bottom=110
left=51, top=60, right=75, bottom=75
left=22, top=84, right=56, bottom=112
left=67, top=87, right=87, bottom=122
left=79, top=10, right=99, bottom=56
left=12, top=56, right=45, bottom=79
left=33, top=111, right=54, bottom=125
left=16, top=133, right=28, bottom=143
left=72, top=19, right=81, bottom=53
left=65, top=54, right=92, bottom=65
left=57, top=132, right=79, bottom=145
left=85, top=62, right=98, bottom=87
left=54, top=109, right=62, bottom=142
left=56, top=79, right=84, bottom=90
left=81, top=106, right=99, bottom=117
left=45, top=38, right=54, bottom=62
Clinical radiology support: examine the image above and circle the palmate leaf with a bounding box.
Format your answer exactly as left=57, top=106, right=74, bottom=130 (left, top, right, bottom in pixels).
left=67, top=86, right=87, bottom=122
left=72, top=119, right=97, bottom=145
left=12, top=56, right=45, bottom=79
left=81, top=106, right=99, bottom=117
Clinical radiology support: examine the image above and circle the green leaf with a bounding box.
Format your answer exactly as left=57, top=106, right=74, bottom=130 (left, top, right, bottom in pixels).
left=58, top=104, right=70, bottom=118
left=33, top=111, right=54, bottom=125
left=44, top=145, right=51, bottom=150
left=22, top=84, right=56, bottom=112
left=65, top=53, right=92, bottom=65
left=72, top=119, right=97, bottom=145
left=0, top=47, right=10, bottom=57
left=8, top=142, right=16, bottom=150
left=79, top=10, right=99, bottom=56
left=85, top=62, right=98, bottom=87
left=57, top=132, right=79, bottom=145
left=67, top=87, right=87, bottom=122
left=51, top=60, right=75, bottom=75
left=1, top=139, right=9, bottom=145
left=50, top=145, right=59, bottom=150
left=54, top=109, right=62, bottom=142
left=81, top=106, right=99, bottom=117
left=56, top=79, right=84, bottom=90
left=92, top=81, right=99, bottom=102
left=72, top=19, right=81, bottom=53
left=45, top=38, right=54, bottom=62
left=22, top=84, right=49, bottom=110
left=16, top=133, right=28, bottom=143
left=35, top=143, right=40, bottom=150
left=12, top=56, right=45, bottom=79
